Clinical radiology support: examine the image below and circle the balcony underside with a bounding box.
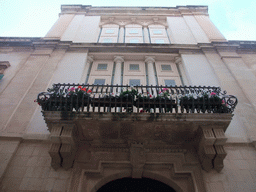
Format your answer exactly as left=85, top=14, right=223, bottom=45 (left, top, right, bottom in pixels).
left=43, top=111, right=231, bottom=172
left=44, top=112, right=232, bottom=145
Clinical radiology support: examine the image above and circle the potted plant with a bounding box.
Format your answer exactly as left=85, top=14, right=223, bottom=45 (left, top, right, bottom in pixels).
left=35, top=86, right=92, bottom=111
left=135, top=88, right=176, bottom=110
left=67, top=86, right=92, bottom=111
left=92, top=88, right=138, bottom=108
left=179, top=91, right=228, bottom=113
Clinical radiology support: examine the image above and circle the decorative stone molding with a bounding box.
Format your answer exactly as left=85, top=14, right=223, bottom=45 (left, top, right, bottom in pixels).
left=130, top=142, right=146, bottom=178
left=100, top=17, right=168, bottom=29
left=0, top=61, right=10, bottom=79
left=69, top=148, right=206, bottom=192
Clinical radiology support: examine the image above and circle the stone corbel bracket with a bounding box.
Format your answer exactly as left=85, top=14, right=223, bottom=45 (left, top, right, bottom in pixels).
left=197, top=127, right=227, bottom=172
left=0, top=61, right=10, bottom=79
left=48, top=123, right=79, bottom=170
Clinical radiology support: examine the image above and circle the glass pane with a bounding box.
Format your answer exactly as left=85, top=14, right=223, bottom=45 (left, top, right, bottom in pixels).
left=105, top=29, right=114, bottom=34
left=130, top=39, right=139, bottom=43
left=153, top=30, right=162, bottom=35
left=129, top=79, right=141, bottom=86
left=164, top=80, right=176, bottom=86
left=129, top=64, right=139, bottom=70
left=161, top=65, right=172, bottom=71
left=155, top=39, right=165, bottom=44
left=103, top=38, right=113, bottom=43
left=97, top=64, right=108, bottom=70
left=94, top=79, right=105, bottom=85
left=129, top=29, right=139, bottom=34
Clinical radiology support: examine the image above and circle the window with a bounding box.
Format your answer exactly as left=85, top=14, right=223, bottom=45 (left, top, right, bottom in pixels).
left=94, top=79, right=105, bottom=85
left=97, top=64, right=108, bottom=70
left=130, top=39, right=139, bottom=43
left=155, top=39, right=165, bottom=44
left=129, top=64, right=139, bottom=71
left=103, top=38, right=113, bottom=43
left=161, top=65, right=172, bottom=71
left=153, top=30, right=163, bottom=35
left=129, top=79, right=141, bottom=86
left=105, top=29, right=114, bottom=34
left=129, top=29, right=139, bottom=34
left=164, top=80, right=176, bottom=86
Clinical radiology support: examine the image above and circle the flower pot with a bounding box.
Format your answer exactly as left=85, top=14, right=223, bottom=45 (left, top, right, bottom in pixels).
left=92, top=97, right=133, bottom=108
left=180, top=98, right=227, bottom=113
left=135, top=98, right=176, bottom=109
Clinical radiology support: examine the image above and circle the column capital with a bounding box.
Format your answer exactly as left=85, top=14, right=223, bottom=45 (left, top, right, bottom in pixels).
left=114, top=56, right=124, bottom=63
left=145, top=56, right=155, bottom=63
left=142, top=23, right=148, bottom=28
left=87, top=56, right=94, bottom=63
left=174, top=57, right=182, bottom=65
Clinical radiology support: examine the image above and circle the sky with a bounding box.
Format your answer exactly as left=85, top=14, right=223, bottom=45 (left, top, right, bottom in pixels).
left=0, top=0, right=255, bottom=41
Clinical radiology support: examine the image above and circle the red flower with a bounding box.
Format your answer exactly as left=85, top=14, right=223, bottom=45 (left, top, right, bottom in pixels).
left=87, top=89, right=92, bottom=93
left=78, top=86, right=82, bottom=89
left=81, top=88, right=87, bottom=91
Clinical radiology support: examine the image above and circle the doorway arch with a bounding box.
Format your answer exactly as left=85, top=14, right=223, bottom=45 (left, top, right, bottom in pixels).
left=97, top=177, right=176, bottom=192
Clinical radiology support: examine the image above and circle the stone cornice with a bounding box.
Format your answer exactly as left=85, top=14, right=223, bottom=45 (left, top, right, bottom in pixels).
left=60, top=5, right=209, bottom=16
left=1, top=38, right=256, bottom=54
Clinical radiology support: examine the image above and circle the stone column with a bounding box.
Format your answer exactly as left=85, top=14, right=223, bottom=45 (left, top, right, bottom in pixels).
left=118, top=25, right=125, bottom=43
left=113, top=56, right=124, bottom=86
left=143, top=25, right=150, bottom=43
left=145, top=56, right=156, bottom=86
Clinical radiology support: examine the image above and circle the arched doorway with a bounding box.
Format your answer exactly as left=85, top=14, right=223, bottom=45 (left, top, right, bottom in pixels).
left=97, top=177, right=176, bottom=192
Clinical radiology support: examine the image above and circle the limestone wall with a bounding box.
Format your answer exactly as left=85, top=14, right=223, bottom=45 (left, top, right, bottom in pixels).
left=202, top=145, right=256, bottom=192
left=0, top=141, right=72, bottom=191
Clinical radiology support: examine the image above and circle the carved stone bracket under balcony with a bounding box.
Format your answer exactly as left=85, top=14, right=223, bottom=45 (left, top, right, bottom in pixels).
left=197, top=127, right=227, bottom=172
left=48, top=122, right=79, bottom=170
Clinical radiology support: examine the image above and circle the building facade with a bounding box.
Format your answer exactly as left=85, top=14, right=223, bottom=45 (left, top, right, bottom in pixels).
left=0, top=5, right=256, bottom=192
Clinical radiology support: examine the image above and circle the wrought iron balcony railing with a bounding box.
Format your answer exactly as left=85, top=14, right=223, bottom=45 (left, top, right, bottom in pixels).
left=36, top=84, right=238, bottom=114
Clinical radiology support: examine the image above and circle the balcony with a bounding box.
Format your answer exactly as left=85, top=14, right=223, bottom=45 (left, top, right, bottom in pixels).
left=36, top=84, right=237, bottom=173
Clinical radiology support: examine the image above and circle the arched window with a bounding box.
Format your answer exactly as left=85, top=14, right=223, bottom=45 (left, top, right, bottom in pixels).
left=125, top=24, right=143, bottom=43
left=99, top=24, right=119, bottom=43
left=148, top=24, right=170, bottom=44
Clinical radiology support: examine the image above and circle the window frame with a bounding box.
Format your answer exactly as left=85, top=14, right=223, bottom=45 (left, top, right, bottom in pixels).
left=164, top=79, right=176, bottom=86
left=129, top=39, right=139, bottom=43
left=161, top=64, right=172, bottom=71
left=152, top=30, right=163, bottom=35
left=105, top=29, right=115, bottom=34
left=129, top=64, right=140, bottom=71
left=129, top=79, right=141, bottom=86
left=155, top=39, right=165, bottom=44
left=97, top=64, right=108, bottom=70
left=129, top=29, right=139, bottom=34
left=102, top=38, right=113, bottom=43
left=94, top=79, right=106, bottom=85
